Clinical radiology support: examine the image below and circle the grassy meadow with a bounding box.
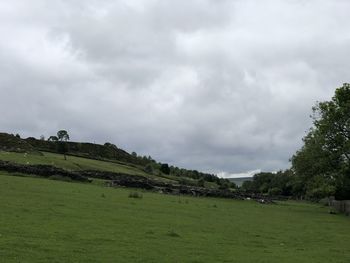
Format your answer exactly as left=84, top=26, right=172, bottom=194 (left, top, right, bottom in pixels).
left=0, top=151, right=206, bottom=185
left=0, top=172, right=349, bottom=263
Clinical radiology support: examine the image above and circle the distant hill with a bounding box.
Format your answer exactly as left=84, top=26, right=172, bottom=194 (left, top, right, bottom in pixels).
left=228, top=177, right=252, bottom=187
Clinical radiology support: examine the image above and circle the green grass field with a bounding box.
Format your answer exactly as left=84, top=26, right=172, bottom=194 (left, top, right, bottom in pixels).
left=0, top=172, right=349, bottom=263
left=0, top=151, right=161, bottom=178
left=0, top=151, right=185, bottom=184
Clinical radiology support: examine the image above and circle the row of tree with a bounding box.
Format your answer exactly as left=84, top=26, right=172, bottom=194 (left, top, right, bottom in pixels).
left=139, top=157, right=234, bottom=188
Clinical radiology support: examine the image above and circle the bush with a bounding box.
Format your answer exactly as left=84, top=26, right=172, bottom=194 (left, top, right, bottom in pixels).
left=268, top=187, right=282, bottom=196
left=230, top=182, right=237, bottom=189
left=167, top=230, right=180, bottom=238
left=219, top=183, right=229, bottom=190
left=128, top=192, right=143, bottom=199
left=197, top=178, right=205, bottom=187
left=160, top=163, right=170, bottom=174
left=144, top=164, right=154, bottom=174
left=306, top=187, right=333, bottom=200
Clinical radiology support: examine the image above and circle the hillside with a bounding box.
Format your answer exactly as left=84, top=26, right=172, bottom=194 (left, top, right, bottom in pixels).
left=0, top=132, right=235, bottom=195
left=0, top=133, right=34, bottom=152
left=0, top=151, right=155, bottom=178
left=0, top=132, right=150, bottom=166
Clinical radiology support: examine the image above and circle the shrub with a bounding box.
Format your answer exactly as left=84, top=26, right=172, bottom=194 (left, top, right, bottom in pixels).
left=128, top=192, right=143, bottom=199
left=197, top=178, right=205, bottom=187
left=144, top=164, right=154, bottom=174
left=167, top=230, right=180, bottom=237
left=268, top=187, right=282, bottom=196
left=160, top=163, right=170, bottom=174
left=219, top=183, right=229, bottom=190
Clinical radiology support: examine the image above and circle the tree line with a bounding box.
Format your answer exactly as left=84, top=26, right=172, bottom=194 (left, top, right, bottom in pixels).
left=242, top=83, right=350, bottom=200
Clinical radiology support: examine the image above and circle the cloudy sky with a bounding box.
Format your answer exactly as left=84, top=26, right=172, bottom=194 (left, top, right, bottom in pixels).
left=1, top=0, right=349, bottom=177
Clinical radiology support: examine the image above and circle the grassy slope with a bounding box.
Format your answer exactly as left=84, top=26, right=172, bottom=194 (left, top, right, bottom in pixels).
left=0, top=173, right=349, bottom=263
left=0, top=151, right=159, bottom=179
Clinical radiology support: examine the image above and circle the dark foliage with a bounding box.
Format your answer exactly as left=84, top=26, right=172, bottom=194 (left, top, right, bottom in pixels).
left=243, top=84, right=350, bottom=200
left=292, top=83, right=350, bottom=200
left=128, top=192, right=143, bottom=199
left=160, top=163, right=170, bottom=175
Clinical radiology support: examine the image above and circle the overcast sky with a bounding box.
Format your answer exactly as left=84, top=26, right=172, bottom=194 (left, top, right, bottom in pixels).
left=1, top=0, right=349, bottom=177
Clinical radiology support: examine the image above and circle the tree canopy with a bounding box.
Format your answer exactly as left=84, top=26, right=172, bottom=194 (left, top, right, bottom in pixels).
left=243, top=84, right=350, bottom=200
left=292, top=83, right=350, bottom=199
left=57, top=130, right=70, bottom=142
left=50, top=130, right=70, bottom=160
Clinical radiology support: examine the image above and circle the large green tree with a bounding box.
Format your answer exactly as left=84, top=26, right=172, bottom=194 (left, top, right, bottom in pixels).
left=160, top=163, right=170, bottom=175
left=292, top=83, right=350, bottom=199
left=57, top=130, right=70, bottom=142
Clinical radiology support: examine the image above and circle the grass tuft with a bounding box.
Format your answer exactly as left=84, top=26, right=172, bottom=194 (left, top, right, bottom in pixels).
left=167, top=230, right=181, bottom=238
left=128, top=192, right=143, bottom=199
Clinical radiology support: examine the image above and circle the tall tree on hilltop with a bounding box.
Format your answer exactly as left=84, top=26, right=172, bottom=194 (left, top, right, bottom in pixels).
left=160, top=163, right=170, bottom=175
left=56, top=130, right=70, bottom=160
left=57, top=130, right=70, bottom=142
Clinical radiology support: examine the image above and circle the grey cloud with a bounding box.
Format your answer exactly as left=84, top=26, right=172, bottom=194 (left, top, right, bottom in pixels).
left=0, top=0, right=349, bottom=176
